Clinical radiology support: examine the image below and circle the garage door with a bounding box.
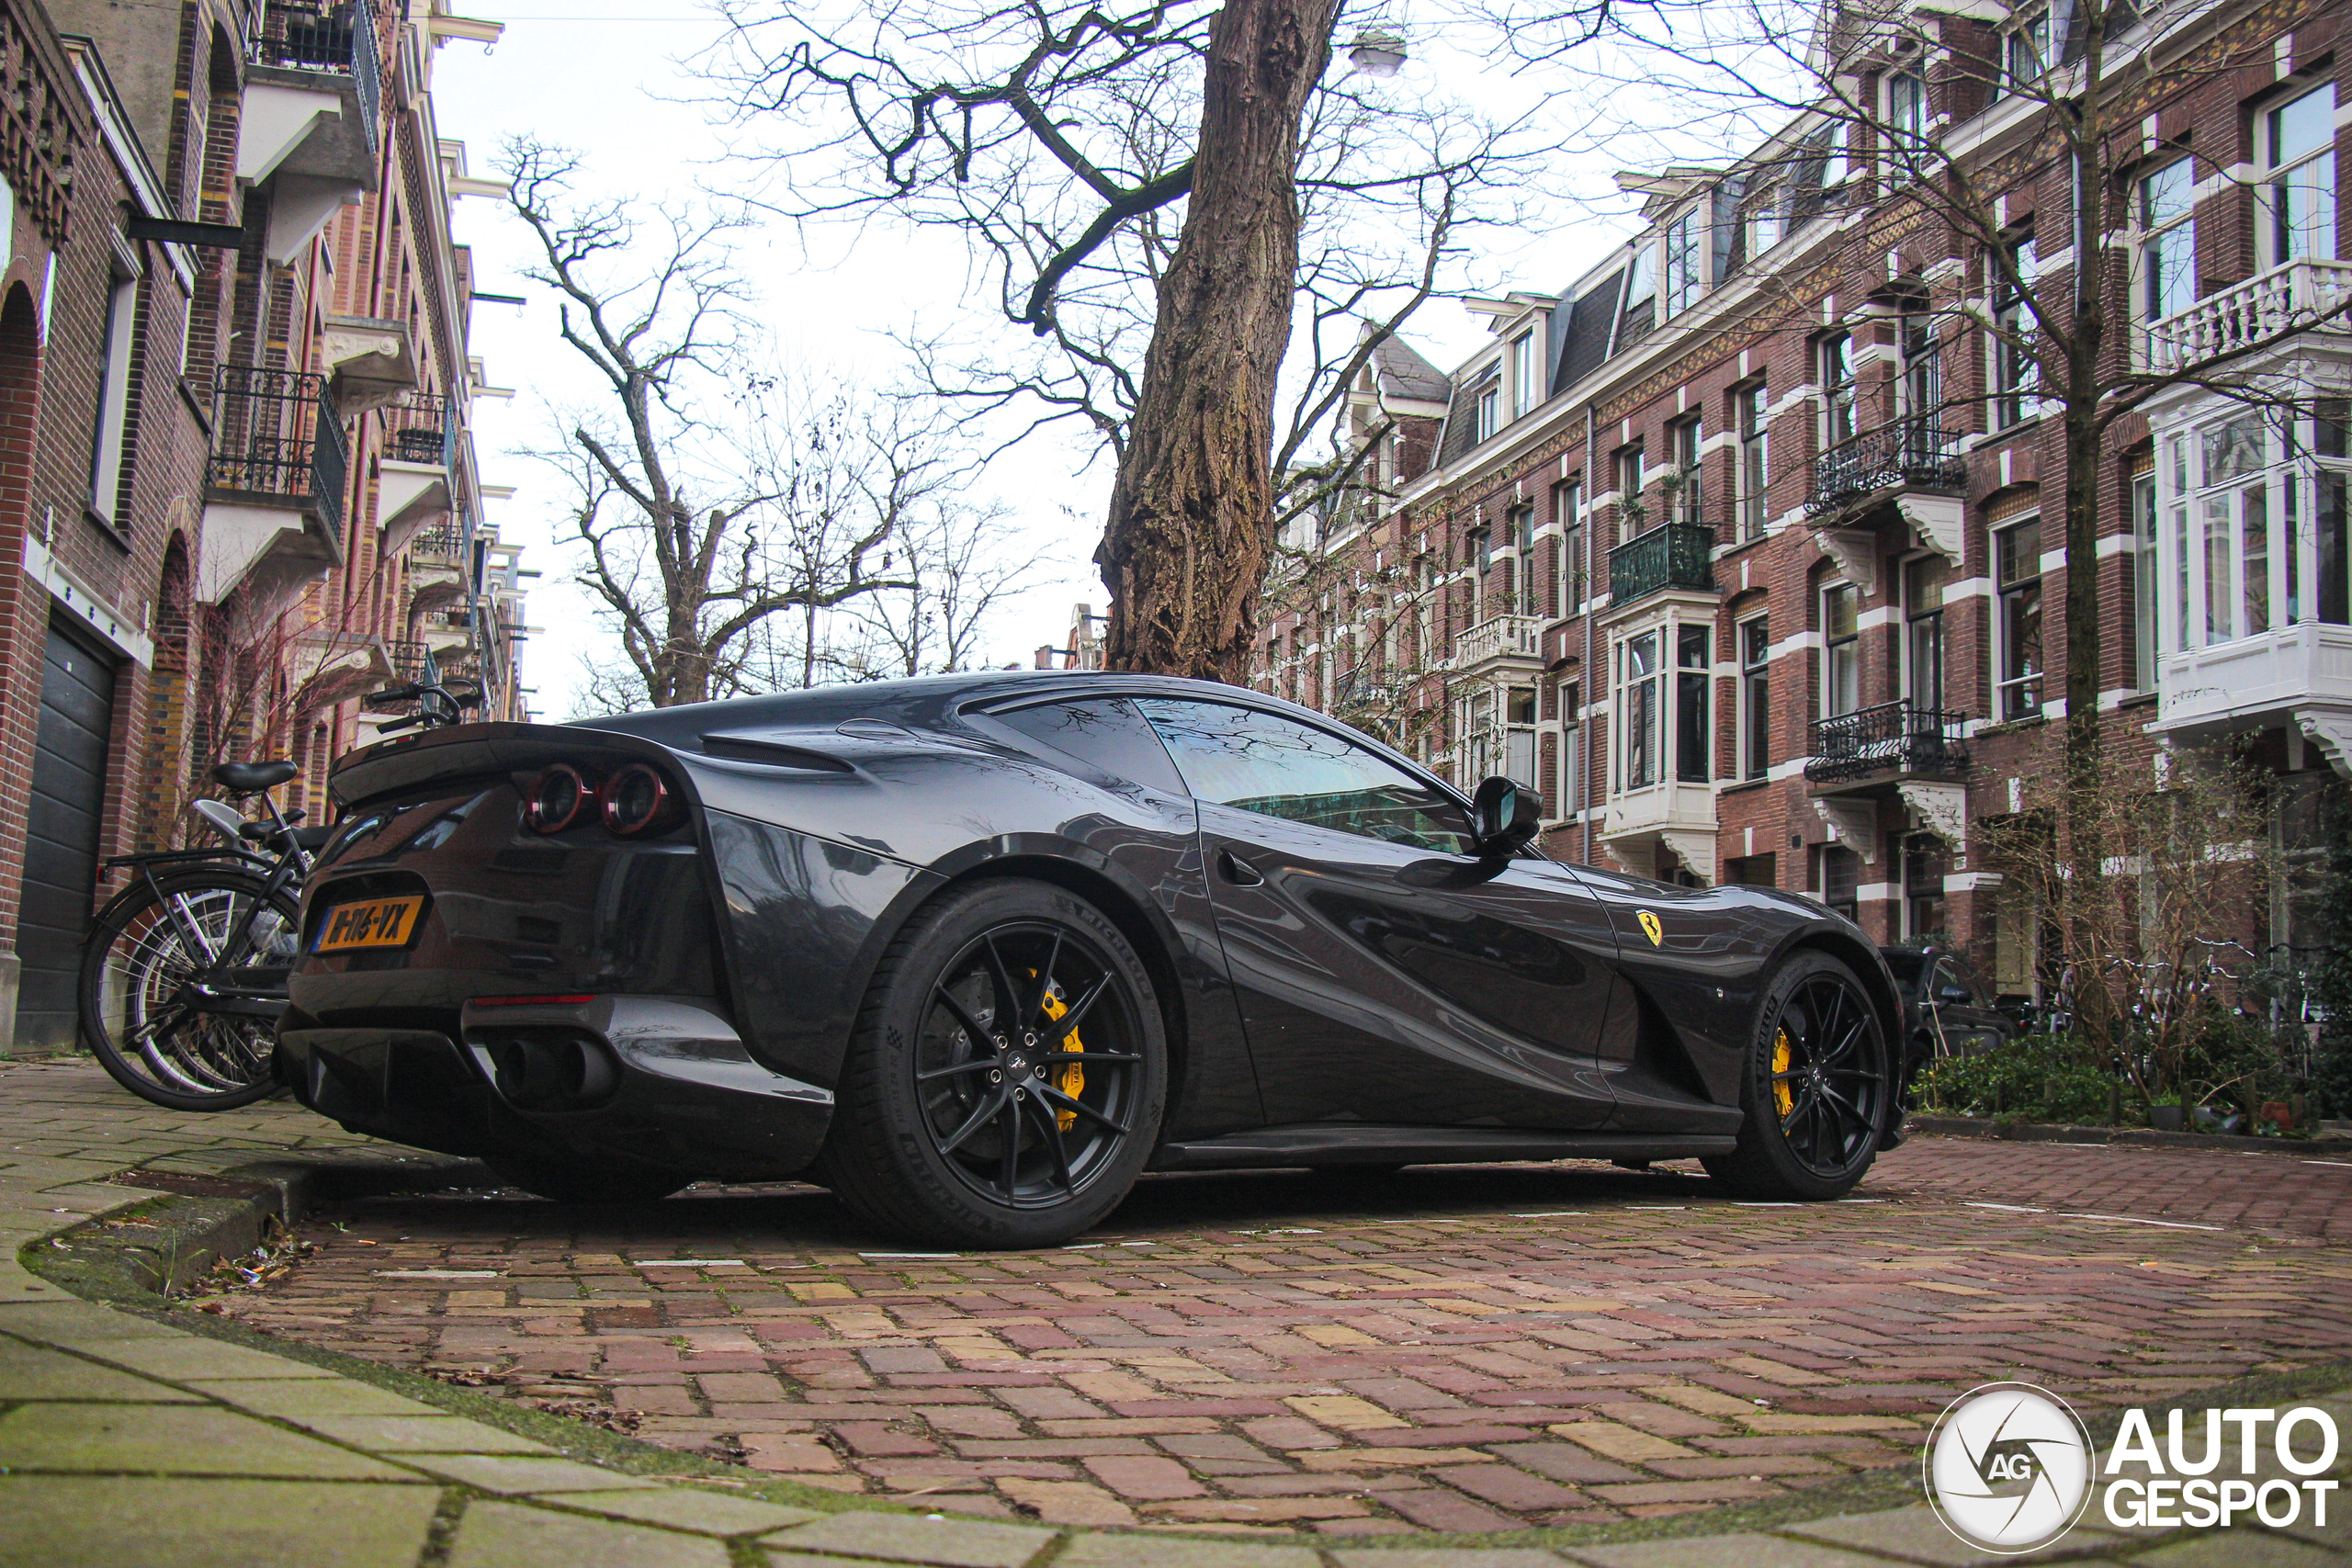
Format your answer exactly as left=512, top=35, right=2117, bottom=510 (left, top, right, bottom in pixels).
left=14, top=617, right=119, bottom=1050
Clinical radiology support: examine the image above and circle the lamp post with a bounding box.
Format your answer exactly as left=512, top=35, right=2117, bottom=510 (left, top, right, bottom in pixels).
left=1346, top=28, right=1407, bottom=76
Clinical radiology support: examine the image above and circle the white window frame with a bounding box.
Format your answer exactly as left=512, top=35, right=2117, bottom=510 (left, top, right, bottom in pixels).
left=87, top=267, right=140, bottom=525
left=2137, top=156, right=2197, bottom=330
left=1510, top=330, right=1539, bottom=416
left=2262, top=83, right=2336, bottom=268
left=1663, top=211, right=1701, bottom=318
left=1738, top=615, right=1770, bottom=781
left=1736, top=381, right=1770, bottom=539
left=1821, top=581, right=1860, bottom=718
left=1995, top=515, right=2045, bottom=719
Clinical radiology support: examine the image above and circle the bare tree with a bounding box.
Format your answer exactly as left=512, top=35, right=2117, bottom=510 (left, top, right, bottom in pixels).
left=846, top=505, right=1055, bottom=678
left=503, top=138, right=934, bottom=709
left=707, top=0, right=1577, bottom=680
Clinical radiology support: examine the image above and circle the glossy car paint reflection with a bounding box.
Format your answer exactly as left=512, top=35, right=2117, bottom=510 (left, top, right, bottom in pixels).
left=284, top=671, right=1903, bottom=1184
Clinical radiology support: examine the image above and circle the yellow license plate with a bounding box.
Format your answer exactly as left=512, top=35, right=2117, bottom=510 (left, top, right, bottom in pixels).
left=313, top=896, right=425, bottom=953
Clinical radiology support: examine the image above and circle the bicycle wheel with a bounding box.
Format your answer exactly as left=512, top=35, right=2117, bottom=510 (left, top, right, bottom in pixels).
left=79, top=866, right=300, bottom=1111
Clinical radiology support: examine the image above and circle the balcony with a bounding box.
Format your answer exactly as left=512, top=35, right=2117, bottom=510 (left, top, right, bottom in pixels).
left=376, top=389, right=456, bottom=553
left=1452, top=614, right=1544, bottom=673
left=1804, top=419, right=1966, bottom=517
left=409, top=517, right=469, bottom=567
left=1598, top=782, right=1718, bottom=882
left=238, top=0, right=381, bottom=260
left=1607, top=523, right=1714, bottom=607
left=2144, top=259, right=2352, bottom=375
left=1804, top=699, right=1971, bottom=786
left=197, top=366, right=348, bottom=607
left=2153, top=624, right=2352, bottom=770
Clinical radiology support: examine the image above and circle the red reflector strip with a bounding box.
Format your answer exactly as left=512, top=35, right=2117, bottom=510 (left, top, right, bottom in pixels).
left=470, top=994, right=596, bottom=1009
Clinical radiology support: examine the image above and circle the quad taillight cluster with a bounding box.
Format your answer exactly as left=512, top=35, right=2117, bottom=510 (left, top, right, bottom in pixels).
left=523, top=762, right=683, bottom=837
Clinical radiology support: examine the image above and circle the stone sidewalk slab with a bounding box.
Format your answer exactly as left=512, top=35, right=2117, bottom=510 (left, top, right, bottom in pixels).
left=0, top=1056, right=2340, bottom=1568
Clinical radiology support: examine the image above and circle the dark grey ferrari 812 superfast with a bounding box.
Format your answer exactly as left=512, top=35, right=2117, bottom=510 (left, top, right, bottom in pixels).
left=282, top=674, right=1907, bottom=1247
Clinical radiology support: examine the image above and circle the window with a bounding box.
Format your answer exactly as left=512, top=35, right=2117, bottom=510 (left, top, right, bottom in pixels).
left=1663, top=211, right=1701, bottom=317
left=992, top=698, right=1187, bottom=795
left=1822, top=582, right=1860, bottom=716
left=1614, top=444, right=1645, bottom=542
left=88, top=268, right=140, bottom=525
left=2132, top=461, right=2159, bottom=691
left=1506, top=687, right=1536, bottom=785
left=1901, top=311, right=1942, bottom=423
left=2315, top=400, right=2348, bottom=626
left=1619, top=243, right=1657, bottom=343
left=1904, top=555, right=1946, bottom=709
left=1739, top=616, right=1770, bottom=779
left=1996, top=517, right=2043, bottom=717
left=1817, top=844, right=1860, bottom=923
left=1510, top=330, right=1540, bottom=416
left=2210, top=412, right=2266, bottom=642
left=1736, top=382, right=1770, bottom=538
left=1887, top=66, right=1927, bottom=150
left=1472, top=525, right=1493, bottom=576
left=1820, top=333, right=1857, bottom=448
left=1747, top=180, right=1783, bottom=257
left=1901, top=833, right=1949, bottom=942
left=1135, top=698, right=1475, bottom=854
left=1560, top=682, right=1583, bottom=812
left=1553, top=478, right=1583, bottom=613
left=1667, top=414, right=1702, bottom=526
left=2139, top=157, right=2196, bottom=327
left=1475, top=378, right=1500, bottom=443
left=1675, top=624, right=1710, bottom=784
left=1617, top=629, right=1663, bottom=791
left=1510, top=502, right=1534, bottom=557
left=1999, top=6, right=2051, bottom=97
left=2264, top=85, right=2336, bottom=266
left=1990, top=233, right=2037, bottom=429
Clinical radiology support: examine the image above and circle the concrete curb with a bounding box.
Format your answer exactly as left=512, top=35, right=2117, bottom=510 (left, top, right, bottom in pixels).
left=1908, top=1114, right=2352, bottom=1156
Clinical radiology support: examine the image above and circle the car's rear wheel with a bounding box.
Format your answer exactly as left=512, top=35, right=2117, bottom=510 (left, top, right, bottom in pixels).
left=820, top=879, right=1166, bottom=1248
left=1703, top=951, right=1889, bottom=1201
left=483, top=1156, right=693, bottom=1204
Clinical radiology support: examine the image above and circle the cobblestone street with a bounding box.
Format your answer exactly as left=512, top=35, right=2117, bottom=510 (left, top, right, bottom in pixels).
left=224, top=1137, right=2352, bottom=1536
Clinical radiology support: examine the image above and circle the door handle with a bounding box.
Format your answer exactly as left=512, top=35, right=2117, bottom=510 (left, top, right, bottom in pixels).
left=1216, top=849, right=1264, bottom=886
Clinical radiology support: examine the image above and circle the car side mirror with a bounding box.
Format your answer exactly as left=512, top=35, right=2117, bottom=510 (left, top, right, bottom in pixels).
left=1470, top=776, right=1540, bottom=858
left=1935, top=984, right=1973, bottom=1007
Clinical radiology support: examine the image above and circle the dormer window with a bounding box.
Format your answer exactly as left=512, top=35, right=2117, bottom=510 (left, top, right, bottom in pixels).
left=1998, top=7, right=2052, bottom=98
left=1663, top=211, right=1701, bottom=317
left=1476, top=378, right=1500, bottom=442
left=1510, top=330, right=1540, bottom=416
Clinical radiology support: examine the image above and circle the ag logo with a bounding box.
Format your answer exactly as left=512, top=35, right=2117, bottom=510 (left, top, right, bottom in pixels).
left=1636, top=909, right=1663, bottom=946
left=1925, top=1382, right=2092, bottom=1553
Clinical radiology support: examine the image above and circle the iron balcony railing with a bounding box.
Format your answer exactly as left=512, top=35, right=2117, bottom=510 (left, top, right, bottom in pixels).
left=250, top=0, right=379, bottom=152
left=206, top=365, right=349, bottom=530
left=410, top=518, right=467, bottom=562
left=1804, top=698, right=1971, bottom=784
left=1607, top=522, right=1715, bottom=604
left=382, top=389, right=455, bottom=469
left=383, top=638, right=435, bottom=683
left=1805, top=418, right=1966, bottom=515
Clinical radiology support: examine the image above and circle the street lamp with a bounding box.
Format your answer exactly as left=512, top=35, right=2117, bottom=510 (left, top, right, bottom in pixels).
left=1347, top=28, right=1407, bottom=76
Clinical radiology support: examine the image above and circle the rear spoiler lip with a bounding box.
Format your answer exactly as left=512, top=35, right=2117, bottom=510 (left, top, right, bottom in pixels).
left=329, top=722, right=680, bottom=809
left=329, top=721, right=871, bottom=807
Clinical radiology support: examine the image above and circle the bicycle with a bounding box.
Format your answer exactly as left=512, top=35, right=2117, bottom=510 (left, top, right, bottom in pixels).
left=75, top=676, right=479, bottom=1110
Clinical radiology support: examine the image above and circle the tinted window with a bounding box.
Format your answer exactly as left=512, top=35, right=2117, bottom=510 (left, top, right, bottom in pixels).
left=1882, top=950, right=1927, bottom=991
left=991, top=698, right=1185, bottom=795
left=1135, top=699, right=1474, bottom=853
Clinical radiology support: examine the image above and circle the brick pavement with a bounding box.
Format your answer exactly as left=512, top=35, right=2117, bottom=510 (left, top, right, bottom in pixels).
left=228, top=1134, right=2352, bottom=1535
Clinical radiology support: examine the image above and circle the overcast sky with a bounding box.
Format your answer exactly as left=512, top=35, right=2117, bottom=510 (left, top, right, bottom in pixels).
left=424, top=2, right=1646, bottom=720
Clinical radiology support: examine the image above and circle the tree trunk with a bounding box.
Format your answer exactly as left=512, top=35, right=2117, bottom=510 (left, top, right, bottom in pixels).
left=1097, top=0, right=1339, bottom=680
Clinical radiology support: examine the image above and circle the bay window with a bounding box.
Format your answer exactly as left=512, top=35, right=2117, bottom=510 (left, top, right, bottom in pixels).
left=1618, top=630, right=1662, bottom=791
left=1676, top=625, right=1710, bottom=783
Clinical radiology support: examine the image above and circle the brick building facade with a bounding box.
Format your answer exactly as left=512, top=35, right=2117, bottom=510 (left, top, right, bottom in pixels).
left=1252, top=0, right=2349, bottom=999
left=0, top=0, right=523, bottom=1049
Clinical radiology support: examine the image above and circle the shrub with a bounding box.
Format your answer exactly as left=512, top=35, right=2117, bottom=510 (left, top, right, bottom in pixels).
left=1918, top=1035, right=2122, bottom=1125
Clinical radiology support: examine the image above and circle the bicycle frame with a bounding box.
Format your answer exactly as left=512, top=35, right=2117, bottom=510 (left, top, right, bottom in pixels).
left=104, top=833, right=314, bottom=1017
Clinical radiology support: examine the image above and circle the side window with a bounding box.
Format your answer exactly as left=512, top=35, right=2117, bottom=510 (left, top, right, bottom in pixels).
left=989, top=698, right=1186, bottom=795
left=1135, top=699, right=1476, bottom=854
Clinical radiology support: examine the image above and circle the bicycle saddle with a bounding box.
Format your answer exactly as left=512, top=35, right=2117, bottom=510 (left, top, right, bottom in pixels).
left=211, top=761, right=298, bottom=792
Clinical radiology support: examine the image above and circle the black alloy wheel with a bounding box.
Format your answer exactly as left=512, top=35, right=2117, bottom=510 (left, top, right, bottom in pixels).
left=1704, top=951, right=1890, bottom=1201
left=821, top=880, right=1166, bottom=1248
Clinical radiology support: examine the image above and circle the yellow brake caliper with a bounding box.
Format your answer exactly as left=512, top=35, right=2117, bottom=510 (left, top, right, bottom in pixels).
left=1036, top=978, right=1084, bottom=1131
left=1770, top=1029, right=1794, bottom=1120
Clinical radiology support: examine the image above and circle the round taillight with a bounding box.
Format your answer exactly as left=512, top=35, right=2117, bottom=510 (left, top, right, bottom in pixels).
left=525, top=764, right=593, bottom=834
left=600, top=762, right=676, bottom=837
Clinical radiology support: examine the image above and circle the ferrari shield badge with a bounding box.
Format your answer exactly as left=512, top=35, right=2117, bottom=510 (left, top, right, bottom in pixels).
left=1637, top=909, right=1664, bottom=946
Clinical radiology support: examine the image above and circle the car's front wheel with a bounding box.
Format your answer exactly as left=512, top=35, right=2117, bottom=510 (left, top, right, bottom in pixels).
left=1703, top=951, right=1890, bottom=1201
left=820, top=879, right=1167, bottom=1248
